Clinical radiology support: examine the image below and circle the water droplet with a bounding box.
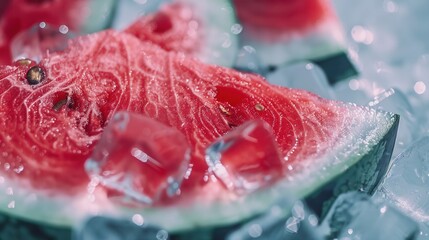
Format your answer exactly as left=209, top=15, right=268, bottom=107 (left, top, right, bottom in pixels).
left=248, top=224, right=263, bottom=238
left=4, top=163, right=10, bottom=171
left=285, top=216, right=300, bottom=233
left=13, top=165, right=24, bottom=174
left=351, top=25, right=374, bottom=45
left=379, top=205, right=388, bottom=214
left=414, top=81, right=426, bottom=94
left=58, top=24, right=69, bottom=34
left=6, top=187, right=13, bottom=195
left=308, top=214, right=319, bottom=226
left=231, top=23, right=243, bottom=35
left=7, top=201, right=15, bottom=209
left=348, top=79, right=360, bottom=90
left=131, top=214, right=144, bottom=226
left=292, top=201, right=305, bottom=220
left=156, top=230, right=168, bottom=240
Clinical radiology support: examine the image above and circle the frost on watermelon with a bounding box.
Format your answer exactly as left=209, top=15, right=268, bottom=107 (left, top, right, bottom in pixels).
left=0, top=29, right=398, bottom=234
left=232, top=0, right=358, bottom=84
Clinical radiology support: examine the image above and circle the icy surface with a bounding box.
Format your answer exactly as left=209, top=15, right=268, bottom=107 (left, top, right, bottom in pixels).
left=85, top=112, right=190, bottom=205
left=374, top=137, right=429, bottom=239
left=320, top=191, right=419, bottom=240
left=367, top=88, right=420, bottom=155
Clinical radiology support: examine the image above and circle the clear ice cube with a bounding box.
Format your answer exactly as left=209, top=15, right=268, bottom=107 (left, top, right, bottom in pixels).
left=320, top=191, right=419, bottom=240
left=205, top=119, right=283, bottom=194
left=85, top=111, right=190, bottom=205
left=75, top=215, right=168, bottom=240
left=10, top=23, right=76, bottom=63
left=227, top=197, right=323, bottom=240
left=266, top=62, right=336, bottom=100
left=374, top=137, right=429, bottom=238
left=368, top=88, right=420, bottom=156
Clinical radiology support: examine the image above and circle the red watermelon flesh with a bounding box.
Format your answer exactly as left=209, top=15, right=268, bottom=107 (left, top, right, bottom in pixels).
left=0, top=29, right=392, bottom=201
left=233, top=0, right=332, bottom=34
left=0, top=0, right=88, bottom=65
left=233, top=0, right=339, bottom=41
left=124, top=2, right=202, bottom=56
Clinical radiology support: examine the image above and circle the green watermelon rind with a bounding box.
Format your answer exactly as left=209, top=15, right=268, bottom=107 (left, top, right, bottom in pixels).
left=0, top=104, right=398, bottom=234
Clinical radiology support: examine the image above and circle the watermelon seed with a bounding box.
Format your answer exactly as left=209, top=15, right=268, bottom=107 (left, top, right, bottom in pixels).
left=219, top=105, right=231, bottom=116
left=26, top=66, right=45, bottom=85
left=255, top=103, right=265, bottom=111
left=53, top=95, right=74, bottom=111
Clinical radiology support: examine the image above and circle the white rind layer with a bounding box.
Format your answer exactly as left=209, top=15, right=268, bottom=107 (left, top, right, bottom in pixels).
left=0, top=104, right=396, bottom=232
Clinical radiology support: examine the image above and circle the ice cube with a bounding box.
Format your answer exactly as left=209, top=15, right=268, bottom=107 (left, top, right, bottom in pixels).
left=10, top=23, right=76, bottom=63
left=320, top=191, right=419, bottom=240
left=266, top=62, right=335, bottom=100
left=368, top=88, right=420, bottom=156
left=205, top=119, right=283, bottom=194
left=75, top=215, right=168, bottom=240
left=374, top=137, right=429, bottom=237
left=85, top=111, right=190, bottom=205
left=227, top=197, right=323, bottom=240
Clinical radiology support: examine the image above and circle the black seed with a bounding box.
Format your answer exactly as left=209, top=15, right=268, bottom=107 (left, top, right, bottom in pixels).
left=26, top=66, right=45, bottom=85
left=52, top=99, right=67, bottom=112
left=53, top=95, right=74, bottom=111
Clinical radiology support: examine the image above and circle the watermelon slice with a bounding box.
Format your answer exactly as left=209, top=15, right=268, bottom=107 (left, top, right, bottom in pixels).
left=124, top=0, right=239, bottom=67
left=0, top=30, right=397, bottom=237
left=232, top=0, right=358, bottom=84
left=0, top=0, right=117, bottom=65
